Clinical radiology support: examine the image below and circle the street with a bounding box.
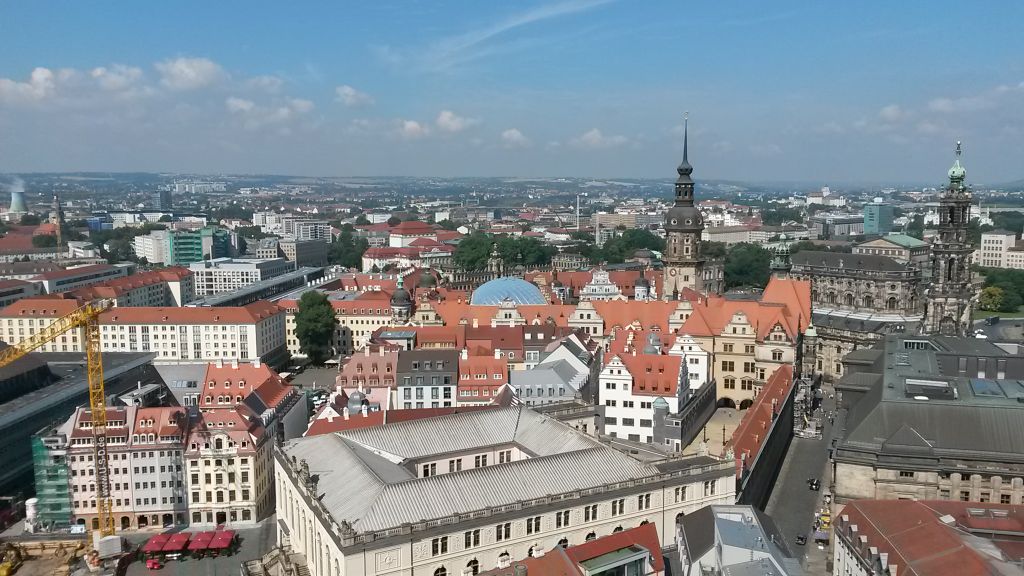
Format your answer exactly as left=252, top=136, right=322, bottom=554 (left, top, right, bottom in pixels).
left=765, top=383, right=838, bottom=574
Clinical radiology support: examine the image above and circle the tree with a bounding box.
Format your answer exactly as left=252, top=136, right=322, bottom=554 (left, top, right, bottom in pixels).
left=905, top=215, right=925, bottom=240
left=436, top=219, right=458, bottom=231
left=20, top=214, right=41, bottom=226
left=386, top=215, right=401, bottom=226
left=979, top=286, right=1004, bottom=312
left=724, top=243, right=770, bottom=289
left=570, top=231, right=594, bottom=243
left=235, top=225, right=271, bottom=240
left=454, top=232, right=493, bottom=271
left=996, top=283, right=1024, bottom=313
left=158, top=215, right=173, bottom=223
left=328, top=226, right=369, bottom=269
left=702, top=241, right=727, bottom=259
left=761, top=207, right=803, bottom=226
left=293, top=291, right=338, bottom=365
left=355, top=214, right=370, bottom=225
left=31, top=234, right=57, bottom=248
left=600, top=229, right=665, bottom=263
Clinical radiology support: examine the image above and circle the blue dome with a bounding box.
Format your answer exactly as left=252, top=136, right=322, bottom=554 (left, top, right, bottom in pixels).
left=471, top=277, right=547, bottom=306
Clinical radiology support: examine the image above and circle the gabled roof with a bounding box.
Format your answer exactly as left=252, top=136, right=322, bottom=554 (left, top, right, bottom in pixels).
left=616, top=353, right=682, bottom=397
left=731, top=365, right=794, bottom=476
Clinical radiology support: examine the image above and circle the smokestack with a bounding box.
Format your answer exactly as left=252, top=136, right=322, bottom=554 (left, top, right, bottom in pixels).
left=9, top=191, right=27, bottom=214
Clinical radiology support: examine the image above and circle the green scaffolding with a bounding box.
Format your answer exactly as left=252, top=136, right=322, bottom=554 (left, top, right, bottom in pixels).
left=31, top=435, right=72, bottom=527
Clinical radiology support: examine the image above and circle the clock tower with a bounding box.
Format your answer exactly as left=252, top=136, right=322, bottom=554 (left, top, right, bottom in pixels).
left=663, top=116, right=705, bottom=299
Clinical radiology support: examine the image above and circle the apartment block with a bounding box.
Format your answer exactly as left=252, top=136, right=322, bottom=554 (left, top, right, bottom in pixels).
left=189, top=258, right=293, bottom=296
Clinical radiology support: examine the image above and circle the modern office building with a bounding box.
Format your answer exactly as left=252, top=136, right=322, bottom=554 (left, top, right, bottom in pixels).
left=863, top=201, right=894, bottom=235
left=133, top=227, right=231, bottom=265
left=189, top=258, right=293, bottom=296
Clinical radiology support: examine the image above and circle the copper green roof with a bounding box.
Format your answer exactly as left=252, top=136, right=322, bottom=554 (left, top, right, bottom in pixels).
left=882, top=234, right=927, bottom=248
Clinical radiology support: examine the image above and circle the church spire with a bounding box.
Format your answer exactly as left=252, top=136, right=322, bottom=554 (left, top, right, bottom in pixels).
left=948, top=140, right=966, bottom=187
left=676, top=113, right=693, bottom=186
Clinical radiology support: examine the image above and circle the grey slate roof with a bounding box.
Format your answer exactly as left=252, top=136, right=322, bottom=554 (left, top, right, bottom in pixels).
left=792, top=250, right=908, bottom=272
left=510, top=359, right=585, bottom=392
left=338, top=406, right=601, bottom=460
left=282, top=405, right=667, bottom=531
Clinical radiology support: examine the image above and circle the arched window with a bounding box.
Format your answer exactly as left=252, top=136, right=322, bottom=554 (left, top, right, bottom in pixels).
left=433, top=568, right=447, bottom=576
left=887, top=297, right=898, bottom=310
left=585, top=532, right=596, bottom=541
left=613, top=526, right=623, bottom=533
left=862, top=295, right=873, bottom=309
left=557, top=538, right=568, bottom=549
left=466, top=559, right=479, bottom=575
left=639, top=520, right=650, bottom=526
left=843, top=293, right=854, bottom=306
left=947, top=257, right=956, bottom=282
left=215, top=438, right=223, bottom=450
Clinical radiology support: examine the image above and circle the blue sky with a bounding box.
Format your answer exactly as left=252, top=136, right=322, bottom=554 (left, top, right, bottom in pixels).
left=2, top=1, right=1023, bottom=183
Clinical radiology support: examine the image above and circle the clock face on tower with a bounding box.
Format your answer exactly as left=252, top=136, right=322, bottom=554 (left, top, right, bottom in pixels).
left=669, top=268, right=678, bottom=277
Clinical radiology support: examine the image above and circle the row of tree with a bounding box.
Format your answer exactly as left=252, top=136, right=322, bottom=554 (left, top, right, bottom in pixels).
left=454, top=232, right=558, bottom=270
left=979, top=268, right=1024, bottom=313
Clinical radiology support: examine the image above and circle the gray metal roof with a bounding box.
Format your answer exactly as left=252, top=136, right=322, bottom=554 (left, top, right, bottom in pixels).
left=338, top=406, right=601, bottom=460
left=282, top=405, right=669, bottom=531
left=510, top=359, right=585, bottom=391
left=792, top=250, right=909, bottom=272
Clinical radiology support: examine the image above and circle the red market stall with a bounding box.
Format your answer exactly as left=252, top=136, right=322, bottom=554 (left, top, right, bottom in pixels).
left=160, top=532, right=191, bottom=560
left=187, top=531, right=216, bottom=558
left=207, top=530, right=237, bottom=557
left=141, top=534, right=170, bottom=558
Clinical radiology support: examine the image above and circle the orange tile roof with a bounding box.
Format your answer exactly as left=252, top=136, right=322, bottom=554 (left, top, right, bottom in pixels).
left=592, top=300, right=682, bottom=332
left=72, top=267, right=192, bottom=299
left=100, top=301, right=281, bottom=325
left=0, top=298, right=82, bottom=318
left=134, top=407, right=187, bottom=440
left=837, top=500, right=1000, bottom=576
left=389, top=220, right=435, bottom=235
left=617, top=352, right=683, bottom=396
left=731, top=364, right=793, bottom=475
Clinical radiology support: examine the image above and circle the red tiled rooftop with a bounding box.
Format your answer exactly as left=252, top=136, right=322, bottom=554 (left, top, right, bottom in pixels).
left=35, top=263, right=116, bottom=281
left=731, top=364, right=794, bottom=475
left=100, top=301, right=281, bottom=324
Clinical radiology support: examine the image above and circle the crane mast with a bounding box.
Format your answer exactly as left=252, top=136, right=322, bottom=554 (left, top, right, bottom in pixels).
left=0, top=300, right=113, bottom=535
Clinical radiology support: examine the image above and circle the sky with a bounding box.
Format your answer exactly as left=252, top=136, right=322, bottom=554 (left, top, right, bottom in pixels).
left=1, top=1, right=1024, bottom=183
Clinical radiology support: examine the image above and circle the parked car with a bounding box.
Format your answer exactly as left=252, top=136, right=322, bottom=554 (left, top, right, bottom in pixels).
left=795, top=534, right=807, bottom=546
left=808, top=478, right=821, bottom=491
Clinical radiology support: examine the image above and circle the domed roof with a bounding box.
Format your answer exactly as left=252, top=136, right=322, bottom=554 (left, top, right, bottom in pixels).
left=665, top=205, right=702, bottom=231
left=390, top=276, right=411, bottom=306
left=470, top=277, right=547, bottom=306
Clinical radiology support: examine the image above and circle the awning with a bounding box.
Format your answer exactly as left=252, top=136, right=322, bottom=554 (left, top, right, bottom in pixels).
left=161, top=532, right=191, bottom=552
left=813, top=530, right=829, bottom=541
left=142, top=534, right=171, bottom=553
left=188, top=531, right=216, bottom=551
left=209, top=530, right=236, bottom=550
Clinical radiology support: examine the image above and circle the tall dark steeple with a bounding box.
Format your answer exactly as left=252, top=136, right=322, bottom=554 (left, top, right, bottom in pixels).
left=923, top=141, right=974, bottom=336
left=663, top=114, right=706, bottom=298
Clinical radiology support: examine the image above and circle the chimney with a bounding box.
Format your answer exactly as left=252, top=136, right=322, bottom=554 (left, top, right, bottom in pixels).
left=252, top=358, right=261, bottom=368
left=494, top=348, right=502, bottom=359
left=231, top=359, right=238, bottom=369
left=342, top=407, right=350, bottom=420
left=461, top=348, right=468, bottom=360
left=361, top=405, right=368, bottom=417
left=364, top=347, right=370, bottom=357
left=473, top=318, right=479, bottom=328
left=327, top=412, right=334, bottom=423
left=379, top=346, right=385, bottom=357
left=216, top=359, right=223, bottom=368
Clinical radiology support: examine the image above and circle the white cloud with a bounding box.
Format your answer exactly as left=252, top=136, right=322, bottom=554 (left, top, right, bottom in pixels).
left=225, top=97, right=255, bottom=113
left=90, top=65, right=143, bottom=92
left=246, top=75, right=284, bottom=92
left=155, top=57, right=225, bottom=91
left=501, top=128, right=531, bottom=148
left=226, top=97, right=314, bottom=131
left=398, top=119, right=430, bottom=139
left=436, top=110, right=480, bottom=132
left=878, top=104, right=905, bottom=122
left=335, top=85, right=374, bottom=107
left=570, top=128, right=627, bottom=149
left=0, top=67, right=57, bottom=103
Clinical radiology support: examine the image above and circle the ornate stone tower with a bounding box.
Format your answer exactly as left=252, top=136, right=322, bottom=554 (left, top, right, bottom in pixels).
left=663, top=115, right=705, bottom=298
left=770, top=234, right=793, bottom=280
left=390, top=275, right=412, bottom=325
left=923, top=142, right=974, bottom=336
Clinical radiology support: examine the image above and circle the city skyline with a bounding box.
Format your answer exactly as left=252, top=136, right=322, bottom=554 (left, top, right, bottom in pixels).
left=2, top=2, right=1023, bottom=183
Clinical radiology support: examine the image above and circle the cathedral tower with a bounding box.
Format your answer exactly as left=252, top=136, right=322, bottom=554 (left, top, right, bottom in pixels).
left=923, top=142, right=974, bottom=336
left=663, top=115, right=705, bottom=298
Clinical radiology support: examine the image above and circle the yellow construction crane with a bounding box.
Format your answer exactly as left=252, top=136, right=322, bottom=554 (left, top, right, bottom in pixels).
left=0, top=300, right=113, bottom=536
